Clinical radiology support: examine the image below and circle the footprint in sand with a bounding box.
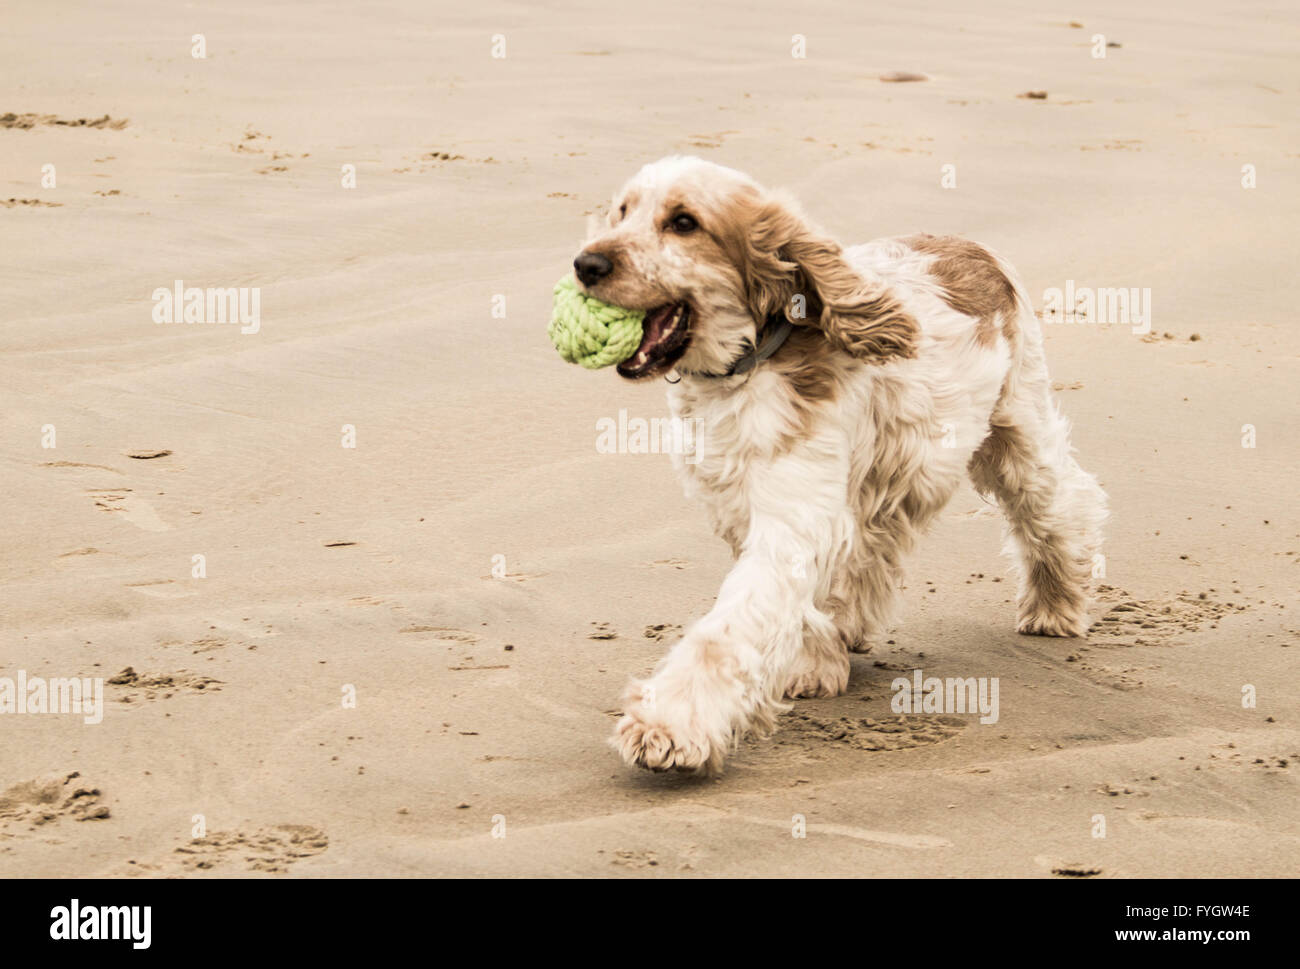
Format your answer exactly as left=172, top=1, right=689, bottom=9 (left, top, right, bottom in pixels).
left=682, top=130, right=737, bottom=149
left=398, top=626, right=478, bottom=643
left=187, top=635, right=234, bottom=655
left=1036, top=856, right=1106, bottom=878
left=40, top=461, right=171, bottom=531
left=1071, top=659, right=1154, bottom=691
left=609, top=849, right=661, bottom=869
left=643, top=623, right=683, bottom=642
left=1068, top=586, right=1247, bottom=690
left=0, top=112, right=127, bottom=130
left=1086, top=585, right=1241, bottom=646
left=128, top=824, right=328, bottom=875
left=1195, top=743, right=1294, bottom=776
left=1097, top=780, right=1151, bottom=797
left=106, top=667, right=223, bottom=703
left=776, top=714, right=966, bottom=751
left=0, top=772, right=110, bottom=834
left=125, top=579, right=198, bottom=599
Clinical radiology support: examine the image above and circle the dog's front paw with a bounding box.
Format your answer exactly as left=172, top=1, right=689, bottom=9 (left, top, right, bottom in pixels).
left=614, top=711, right=719, bottom=774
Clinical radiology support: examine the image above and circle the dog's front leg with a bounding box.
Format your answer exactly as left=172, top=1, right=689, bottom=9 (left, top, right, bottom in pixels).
left=614, top=448, right=847, bottom=774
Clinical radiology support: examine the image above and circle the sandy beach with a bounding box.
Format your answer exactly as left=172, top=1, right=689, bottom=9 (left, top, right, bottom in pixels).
left=1, top=0, right=1297, bottom=876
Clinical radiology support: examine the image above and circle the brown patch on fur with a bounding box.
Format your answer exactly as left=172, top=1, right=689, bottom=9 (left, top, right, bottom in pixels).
left=768, top=326, right=840, bottom=402
left=905, top=233, right=1019, bottom=348
left=766, top=325, right=844, bottom=444
left=711, top=190, right=919, bottom=362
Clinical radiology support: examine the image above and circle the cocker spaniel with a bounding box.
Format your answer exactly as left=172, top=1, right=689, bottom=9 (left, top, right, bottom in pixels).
left=571, top=156, right=1107, bottom=774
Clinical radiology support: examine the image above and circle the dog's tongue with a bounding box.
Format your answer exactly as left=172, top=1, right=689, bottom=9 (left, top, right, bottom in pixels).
left=641, top=303, right=676, bottom=340
left=620, top=305, right=674, bottom=371
left=618, top=302, right=689, bottom=378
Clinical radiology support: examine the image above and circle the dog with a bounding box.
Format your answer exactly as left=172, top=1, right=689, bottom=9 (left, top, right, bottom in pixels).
left=571, top=156, right=1107, bottom=774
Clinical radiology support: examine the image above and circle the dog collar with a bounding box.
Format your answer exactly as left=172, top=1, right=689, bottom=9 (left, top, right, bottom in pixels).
left=690, top=314, right=794, bottom=379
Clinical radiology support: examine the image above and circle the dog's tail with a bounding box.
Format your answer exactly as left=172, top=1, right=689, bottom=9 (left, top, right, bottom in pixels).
left=981, top=246, right=1043, bottom=409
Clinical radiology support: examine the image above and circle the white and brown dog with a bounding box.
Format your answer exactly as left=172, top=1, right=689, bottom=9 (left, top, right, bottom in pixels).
left=572, top=156, right=1107, bottom=774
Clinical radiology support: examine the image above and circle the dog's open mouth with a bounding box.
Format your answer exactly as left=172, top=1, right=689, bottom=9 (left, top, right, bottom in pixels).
left=616, top=302, right=691, bottom=379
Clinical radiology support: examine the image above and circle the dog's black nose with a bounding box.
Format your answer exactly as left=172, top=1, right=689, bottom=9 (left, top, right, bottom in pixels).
left=574, top=251, right=614, bottom=286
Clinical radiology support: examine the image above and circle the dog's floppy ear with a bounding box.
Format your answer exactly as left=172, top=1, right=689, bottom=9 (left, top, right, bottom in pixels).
left=731, top=191, right=918, bottom=362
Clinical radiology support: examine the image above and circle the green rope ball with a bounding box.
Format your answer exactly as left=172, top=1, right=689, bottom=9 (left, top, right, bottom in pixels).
left=548, top=276, right=644, bottom=369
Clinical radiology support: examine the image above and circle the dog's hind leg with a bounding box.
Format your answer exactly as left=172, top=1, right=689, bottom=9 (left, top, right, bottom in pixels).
left=968, top=336, right=1108, bottom=637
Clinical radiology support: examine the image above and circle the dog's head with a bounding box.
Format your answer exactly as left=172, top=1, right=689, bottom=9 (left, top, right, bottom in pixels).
left=572, top=156, right=916, bottom=379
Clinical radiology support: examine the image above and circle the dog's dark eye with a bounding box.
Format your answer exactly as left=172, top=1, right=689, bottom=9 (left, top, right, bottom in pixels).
left=619, top=203, right=627, bottom=218
left=671, top=213, right=698, bottom=234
